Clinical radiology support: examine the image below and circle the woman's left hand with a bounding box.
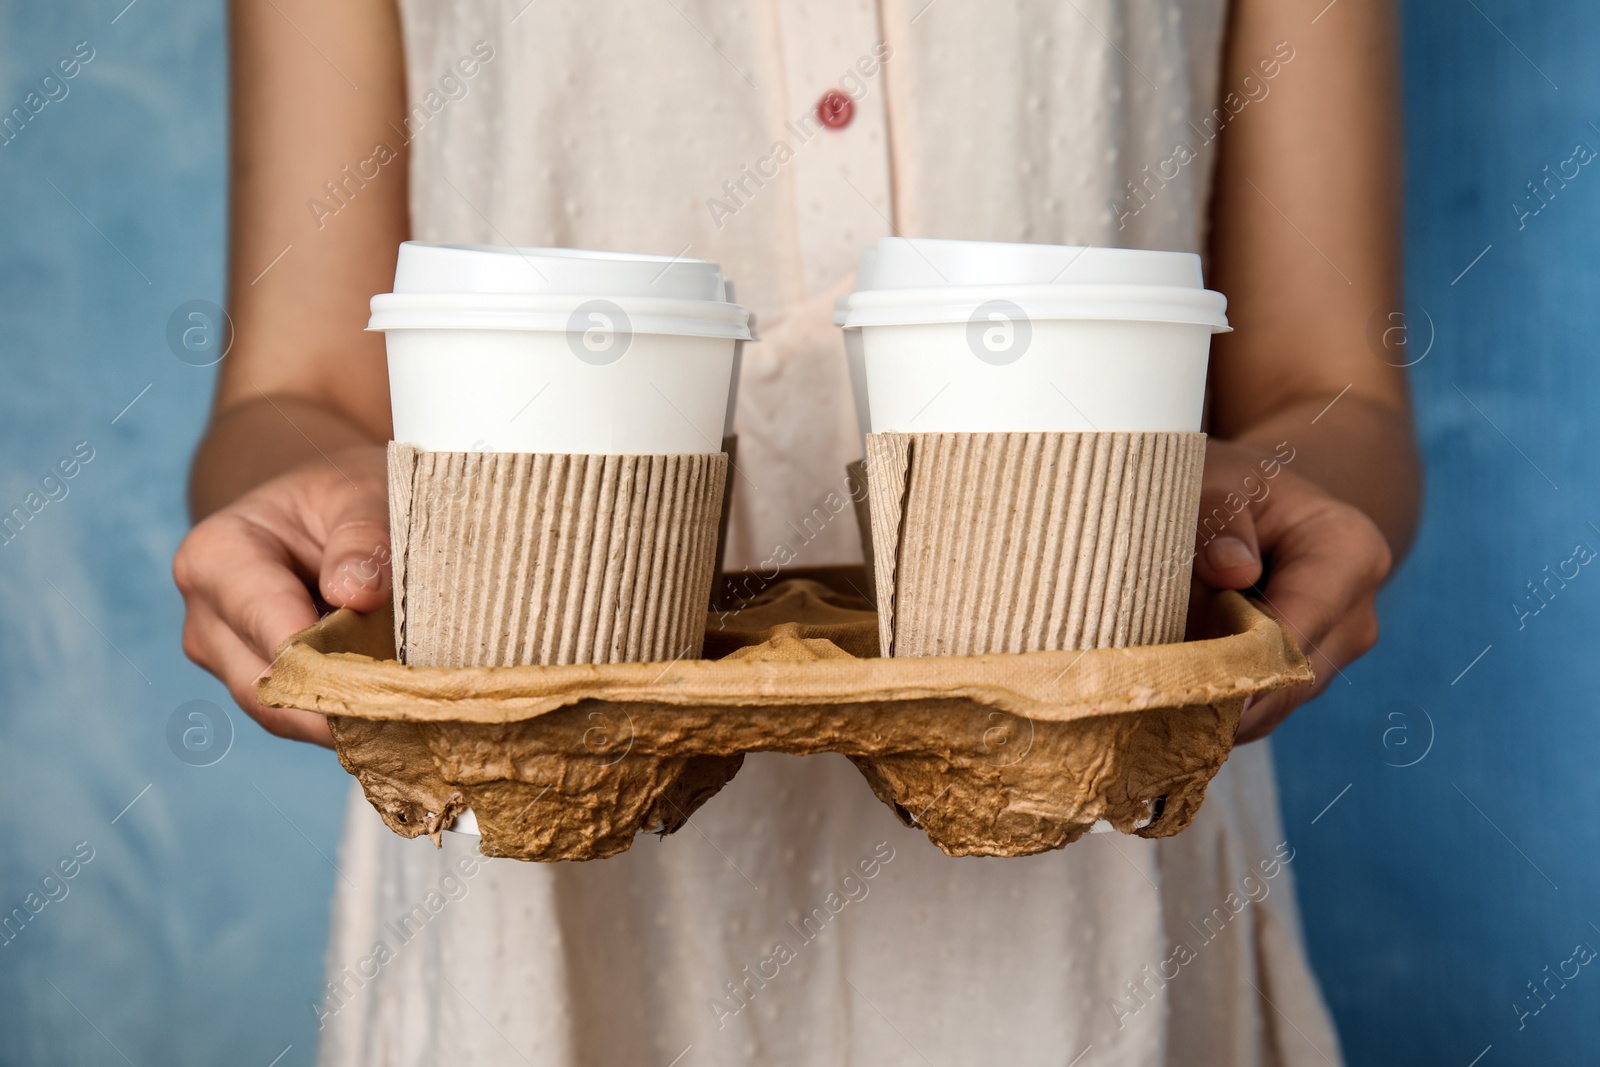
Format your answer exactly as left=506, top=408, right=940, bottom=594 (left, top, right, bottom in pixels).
left=1191, top=437, right=1394, bottom=743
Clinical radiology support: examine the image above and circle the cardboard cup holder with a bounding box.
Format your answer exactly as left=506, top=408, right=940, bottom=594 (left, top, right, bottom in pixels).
left=259, top=572, right=1312, bottom=862
left=256, top=436, right=1312, bottom=862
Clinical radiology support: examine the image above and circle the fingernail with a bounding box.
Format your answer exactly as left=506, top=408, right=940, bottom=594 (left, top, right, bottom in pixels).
left=1204, top=536, right=1257, bottom=573
left=332, top=559, right=385, bottom=593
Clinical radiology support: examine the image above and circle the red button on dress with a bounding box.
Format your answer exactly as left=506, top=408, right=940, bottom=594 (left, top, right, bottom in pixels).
left=816, top=88, right=855, bottom=129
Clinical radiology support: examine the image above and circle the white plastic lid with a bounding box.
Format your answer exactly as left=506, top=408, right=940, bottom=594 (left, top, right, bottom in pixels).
left=869, top=238, right=1205, bottom=289
left=841, top=238, right=1227, bottom=331
left=373, top=242, right=752, bottom=339
left=843, top=284, right=1229, bottom=331
left=392, top=242, right=729, bottom=301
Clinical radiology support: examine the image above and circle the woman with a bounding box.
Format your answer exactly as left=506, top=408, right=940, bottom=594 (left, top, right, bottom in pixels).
left=175, top=0, right=1419, bottom=1062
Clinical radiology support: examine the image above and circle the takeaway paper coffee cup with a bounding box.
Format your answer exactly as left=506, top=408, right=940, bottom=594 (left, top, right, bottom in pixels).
left=371, top=243, right=751, bottom=454
left=845, top=239, right=1227, bottom=655
left=841, top=239, right=1228, bottom=434
left=372, top=245, right=745, bottom=686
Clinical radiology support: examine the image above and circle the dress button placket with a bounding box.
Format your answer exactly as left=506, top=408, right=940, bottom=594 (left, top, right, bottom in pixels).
left=774, top=0, right=893, bottom=297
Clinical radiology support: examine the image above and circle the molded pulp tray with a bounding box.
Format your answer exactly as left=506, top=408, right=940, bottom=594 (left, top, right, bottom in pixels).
left=258, top=568, right=1312, bottom=862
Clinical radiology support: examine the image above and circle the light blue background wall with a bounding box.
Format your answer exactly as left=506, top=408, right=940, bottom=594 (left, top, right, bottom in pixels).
left=0, top=4, right=346, bottom=1064
left=2, top=0, right=1596, bottom=1063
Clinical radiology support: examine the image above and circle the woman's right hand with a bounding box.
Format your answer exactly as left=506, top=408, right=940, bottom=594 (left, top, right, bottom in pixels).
left=173, top=444, right=392, bottom=747
left=182, top=0, right=409, bottom=745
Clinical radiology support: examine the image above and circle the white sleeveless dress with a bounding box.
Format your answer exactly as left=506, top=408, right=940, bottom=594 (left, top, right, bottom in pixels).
left=316, top=2, right=1344, bottom=1063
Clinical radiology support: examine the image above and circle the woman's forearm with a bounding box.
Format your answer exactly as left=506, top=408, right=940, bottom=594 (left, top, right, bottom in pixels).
left=189, top=0, right=409, bottom=524
left=1201, top=0, right=1416, bottom=566
left=188, top=395, right=383, bottom=521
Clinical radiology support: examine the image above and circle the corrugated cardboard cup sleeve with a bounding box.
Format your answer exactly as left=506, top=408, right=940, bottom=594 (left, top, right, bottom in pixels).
left=258, top=570, right=1313, bottom=862
left=866, top=432, right=1206, bottom=657
left=388, top=443, right=727, bottom=668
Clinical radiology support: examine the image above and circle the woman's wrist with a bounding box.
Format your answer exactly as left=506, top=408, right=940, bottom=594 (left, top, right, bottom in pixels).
left=188, top=394, right=385, bottom=520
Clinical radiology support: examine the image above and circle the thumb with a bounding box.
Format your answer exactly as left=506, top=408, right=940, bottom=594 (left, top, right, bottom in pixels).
left=318, top=500, right=392, bottom=612
left=1192, top=489, right=1263, bottom=591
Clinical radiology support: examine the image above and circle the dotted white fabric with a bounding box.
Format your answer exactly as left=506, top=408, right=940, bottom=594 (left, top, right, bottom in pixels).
left=317, top=2, right=1345, bottom=1063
